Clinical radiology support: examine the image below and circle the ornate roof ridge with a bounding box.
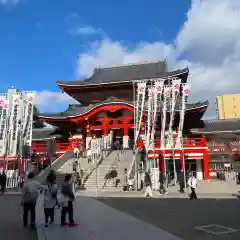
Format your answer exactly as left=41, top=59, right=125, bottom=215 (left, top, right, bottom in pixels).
left=95, top=60, right=167, bottom=70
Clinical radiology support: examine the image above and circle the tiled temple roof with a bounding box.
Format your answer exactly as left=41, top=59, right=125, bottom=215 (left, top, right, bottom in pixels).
left=32, top=127, right=62, bottom=140
left=38, top=97, right=208, bottom=118
left=191, top=119, right=240, bottom=134
left=57, top=61, right=189, bottom=86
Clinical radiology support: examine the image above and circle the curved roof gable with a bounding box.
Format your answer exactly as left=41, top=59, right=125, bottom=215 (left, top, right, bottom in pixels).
left=38, top=98, right=208, bottom=119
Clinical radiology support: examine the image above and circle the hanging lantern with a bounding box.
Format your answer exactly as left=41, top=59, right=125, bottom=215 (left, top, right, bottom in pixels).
left=86, top=124, right=90, bottom=133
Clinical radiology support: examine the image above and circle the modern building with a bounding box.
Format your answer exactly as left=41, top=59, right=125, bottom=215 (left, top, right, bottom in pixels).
left=216, top=94, right=240, bottom=120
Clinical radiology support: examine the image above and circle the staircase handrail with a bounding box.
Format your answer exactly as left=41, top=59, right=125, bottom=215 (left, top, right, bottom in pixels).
left=127, top=150, right=136, bottom=180
left=101, top=150, right=123, bottom=189
left=36, top=150, right=75, bottom=184
left=82, top=149, right=112, bottom=186
left=107, top=151, right=120, bottom=172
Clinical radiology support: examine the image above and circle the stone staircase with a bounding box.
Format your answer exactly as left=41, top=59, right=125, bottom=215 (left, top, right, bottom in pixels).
left=84, top=150, right=134, bottom=190
left=55, top=157, right=92, bottom=185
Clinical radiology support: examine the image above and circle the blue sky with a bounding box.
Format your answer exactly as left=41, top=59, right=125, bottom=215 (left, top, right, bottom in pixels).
left=0, top=0, right=239, bottom=117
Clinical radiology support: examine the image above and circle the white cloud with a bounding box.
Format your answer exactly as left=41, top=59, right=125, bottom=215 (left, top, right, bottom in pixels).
left=0, top=0, right=19, bottom=5
left=70, top=25, right=104, bottom=37
left=75, top=0, right=240, bottom=118
left=36, top=0, right=240, bottom=118
left=77, top=39, right=176, bottom=77
left=35, top=91, right=77, bottom=113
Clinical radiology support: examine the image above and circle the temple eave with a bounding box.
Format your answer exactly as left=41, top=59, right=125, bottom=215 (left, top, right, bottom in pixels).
left=56, top=68, right=189, bottom=88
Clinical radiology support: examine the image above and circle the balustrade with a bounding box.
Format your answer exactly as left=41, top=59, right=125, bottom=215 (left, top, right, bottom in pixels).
left=153, top=137, right=205, bottom=149
left=31, top=142, right=69, bottom=154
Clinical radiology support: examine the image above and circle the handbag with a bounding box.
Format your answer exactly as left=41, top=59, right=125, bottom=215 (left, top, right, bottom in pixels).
left=57, top=193, right=69, bottom=207
left=48, top=184, right=57, bottom=198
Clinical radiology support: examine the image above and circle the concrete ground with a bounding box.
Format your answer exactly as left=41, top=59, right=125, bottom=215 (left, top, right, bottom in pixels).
left=0, top=194, right=38, bottom=240
left=97, top=197, right=240, bottom=240
left=77, top=180, right=240, bottom=199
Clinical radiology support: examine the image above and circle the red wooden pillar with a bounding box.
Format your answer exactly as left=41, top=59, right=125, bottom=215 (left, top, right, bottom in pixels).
left=86, top=124, right=92, bottom=137
left=179, top=150, right=184, bottom=172
left=158, top=152, right=165, bottom=173
left=99, top=118, right=109, bottom=136
left=203, top=150, right=210, bottom=180
left=201, top=135, right=210, bottom=180
left=123, top=120, right=129, bottom=136
left=99, top=118, right=110, bottom=149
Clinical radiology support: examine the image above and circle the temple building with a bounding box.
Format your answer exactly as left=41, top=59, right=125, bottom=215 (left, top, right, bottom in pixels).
left=32, top=61, right=240, bottom=180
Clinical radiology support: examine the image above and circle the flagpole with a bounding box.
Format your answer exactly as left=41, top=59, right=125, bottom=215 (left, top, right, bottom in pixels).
left=182, top=147, right=187, bottom=192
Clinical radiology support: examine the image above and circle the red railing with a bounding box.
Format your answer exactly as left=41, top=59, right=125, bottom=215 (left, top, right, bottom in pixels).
left=31, top=136, right=206, bottom=155
left=154, top=137, right=205, bottom=148
left=31, top=142, right=70, bottom=154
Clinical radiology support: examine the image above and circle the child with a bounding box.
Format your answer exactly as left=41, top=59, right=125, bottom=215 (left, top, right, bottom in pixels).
left=43, top=174, right=58, bottom=227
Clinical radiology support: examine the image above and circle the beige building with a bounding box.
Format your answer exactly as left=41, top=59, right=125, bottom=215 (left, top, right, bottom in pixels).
left=216, top=94, right=240, bottom=120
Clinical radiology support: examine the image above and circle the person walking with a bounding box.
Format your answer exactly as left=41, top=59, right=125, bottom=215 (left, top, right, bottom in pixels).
left=179, top=169, right=185, bottom=193
left=159, top=171, right=167, bottom=195
left=0, top=170, right=7, bottom=195
left=187, top=173, right=198, bottom=200
left=123, top=168, right=128, bottom=191
left=21, top=172, right=43, bottom=230
left=43, top=174, right=58, bottom=227
left=60, top=174, right=78, bottom=227
left=144, top=171, right=153, bottom=198
left=138, top=165, right=144, bottom=191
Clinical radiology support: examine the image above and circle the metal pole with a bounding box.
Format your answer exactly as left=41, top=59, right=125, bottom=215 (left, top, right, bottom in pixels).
left=133, top=81, right=138, bottom=191
left=95, top=141, right=98, bottom=197
left=182, top=148, right=187, bottom=192
left=173, top=148, right=177, bottom=185
left=19, top=121, right=23, bottom=176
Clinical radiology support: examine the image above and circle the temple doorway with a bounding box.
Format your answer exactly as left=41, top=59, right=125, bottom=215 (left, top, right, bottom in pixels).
left=111, top=129, right=123, bottom=148
left=128, top=128, right=134, bottom=143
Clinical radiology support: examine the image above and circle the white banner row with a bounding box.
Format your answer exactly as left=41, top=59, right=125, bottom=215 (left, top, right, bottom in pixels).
left=0, top=91, right=35, bottom=157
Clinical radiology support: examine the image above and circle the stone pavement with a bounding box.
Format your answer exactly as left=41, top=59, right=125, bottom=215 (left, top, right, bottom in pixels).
left=0, top=194, right=37, bottom=240
left=36, top=195, right=182, bottom=240
left=35, top=180, right=240, bottom=240
left=76, top=180, right=240, bottom=199
left=98, top=197, right=240, bottom=240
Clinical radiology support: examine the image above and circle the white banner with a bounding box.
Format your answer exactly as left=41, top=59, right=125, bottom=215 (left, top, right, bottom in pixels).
left=22, top=92, right=35, bottom=146
left=135, top=82, right=146, bottom=142
left=160, top=86, right=170, bottom=150
left=166, top=79, right=181, bottom=149
left=8, top=93, right=21, bottom=156
left=145, top=87, right=154, bottom=151
left=0, top=96, right=9, bottom=157
left=175, top=84, right=190, bottom=149
left=150, top=81, right=163, bottom=147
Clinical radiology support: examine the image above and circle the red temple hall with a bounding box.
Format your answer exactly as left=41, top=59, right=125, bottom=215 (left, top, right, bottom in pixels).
left=32, top=61, right=240, bottom=180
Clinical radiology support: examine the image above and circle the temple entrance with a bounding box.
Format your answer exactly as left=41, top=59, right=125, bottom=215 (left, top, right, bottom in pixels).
left=128, top=128, right=134, bottom=145
left=111, top=129, right=123, bottom=149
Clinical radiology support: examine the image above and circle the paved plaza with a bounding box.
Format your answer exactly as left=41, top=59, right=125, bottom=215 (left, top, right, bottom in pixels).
left=0, top=194, right=37, bottom=240
left=34, top=180, right=240, bottom=240
left=97, top=196, right=240, bottom=240
left=36, top=195, right=182, bottom=240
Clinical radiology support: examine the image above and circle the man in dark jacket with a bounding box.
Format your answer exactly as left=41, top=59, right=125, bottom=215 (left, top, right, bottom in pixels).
left=0, top=171, right=7, bottom=195
left=179, top=169, right=185, bottom=193
left=60, top=174, right=78, bottom=227
left=159, top=172, right=167, bottom=195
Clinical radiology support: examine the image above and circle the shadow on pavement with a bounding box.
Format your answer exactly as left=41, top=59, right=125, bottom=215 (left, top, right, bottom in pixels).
left=96, top=196, right=240, bottom=240
left=0, top=195, right=38, bottom=240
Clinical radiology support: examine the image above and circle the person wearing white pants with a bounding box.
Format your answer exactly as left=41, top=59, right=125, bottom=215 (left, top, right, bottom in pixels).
left=144, top=172, right=153, bottom=198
